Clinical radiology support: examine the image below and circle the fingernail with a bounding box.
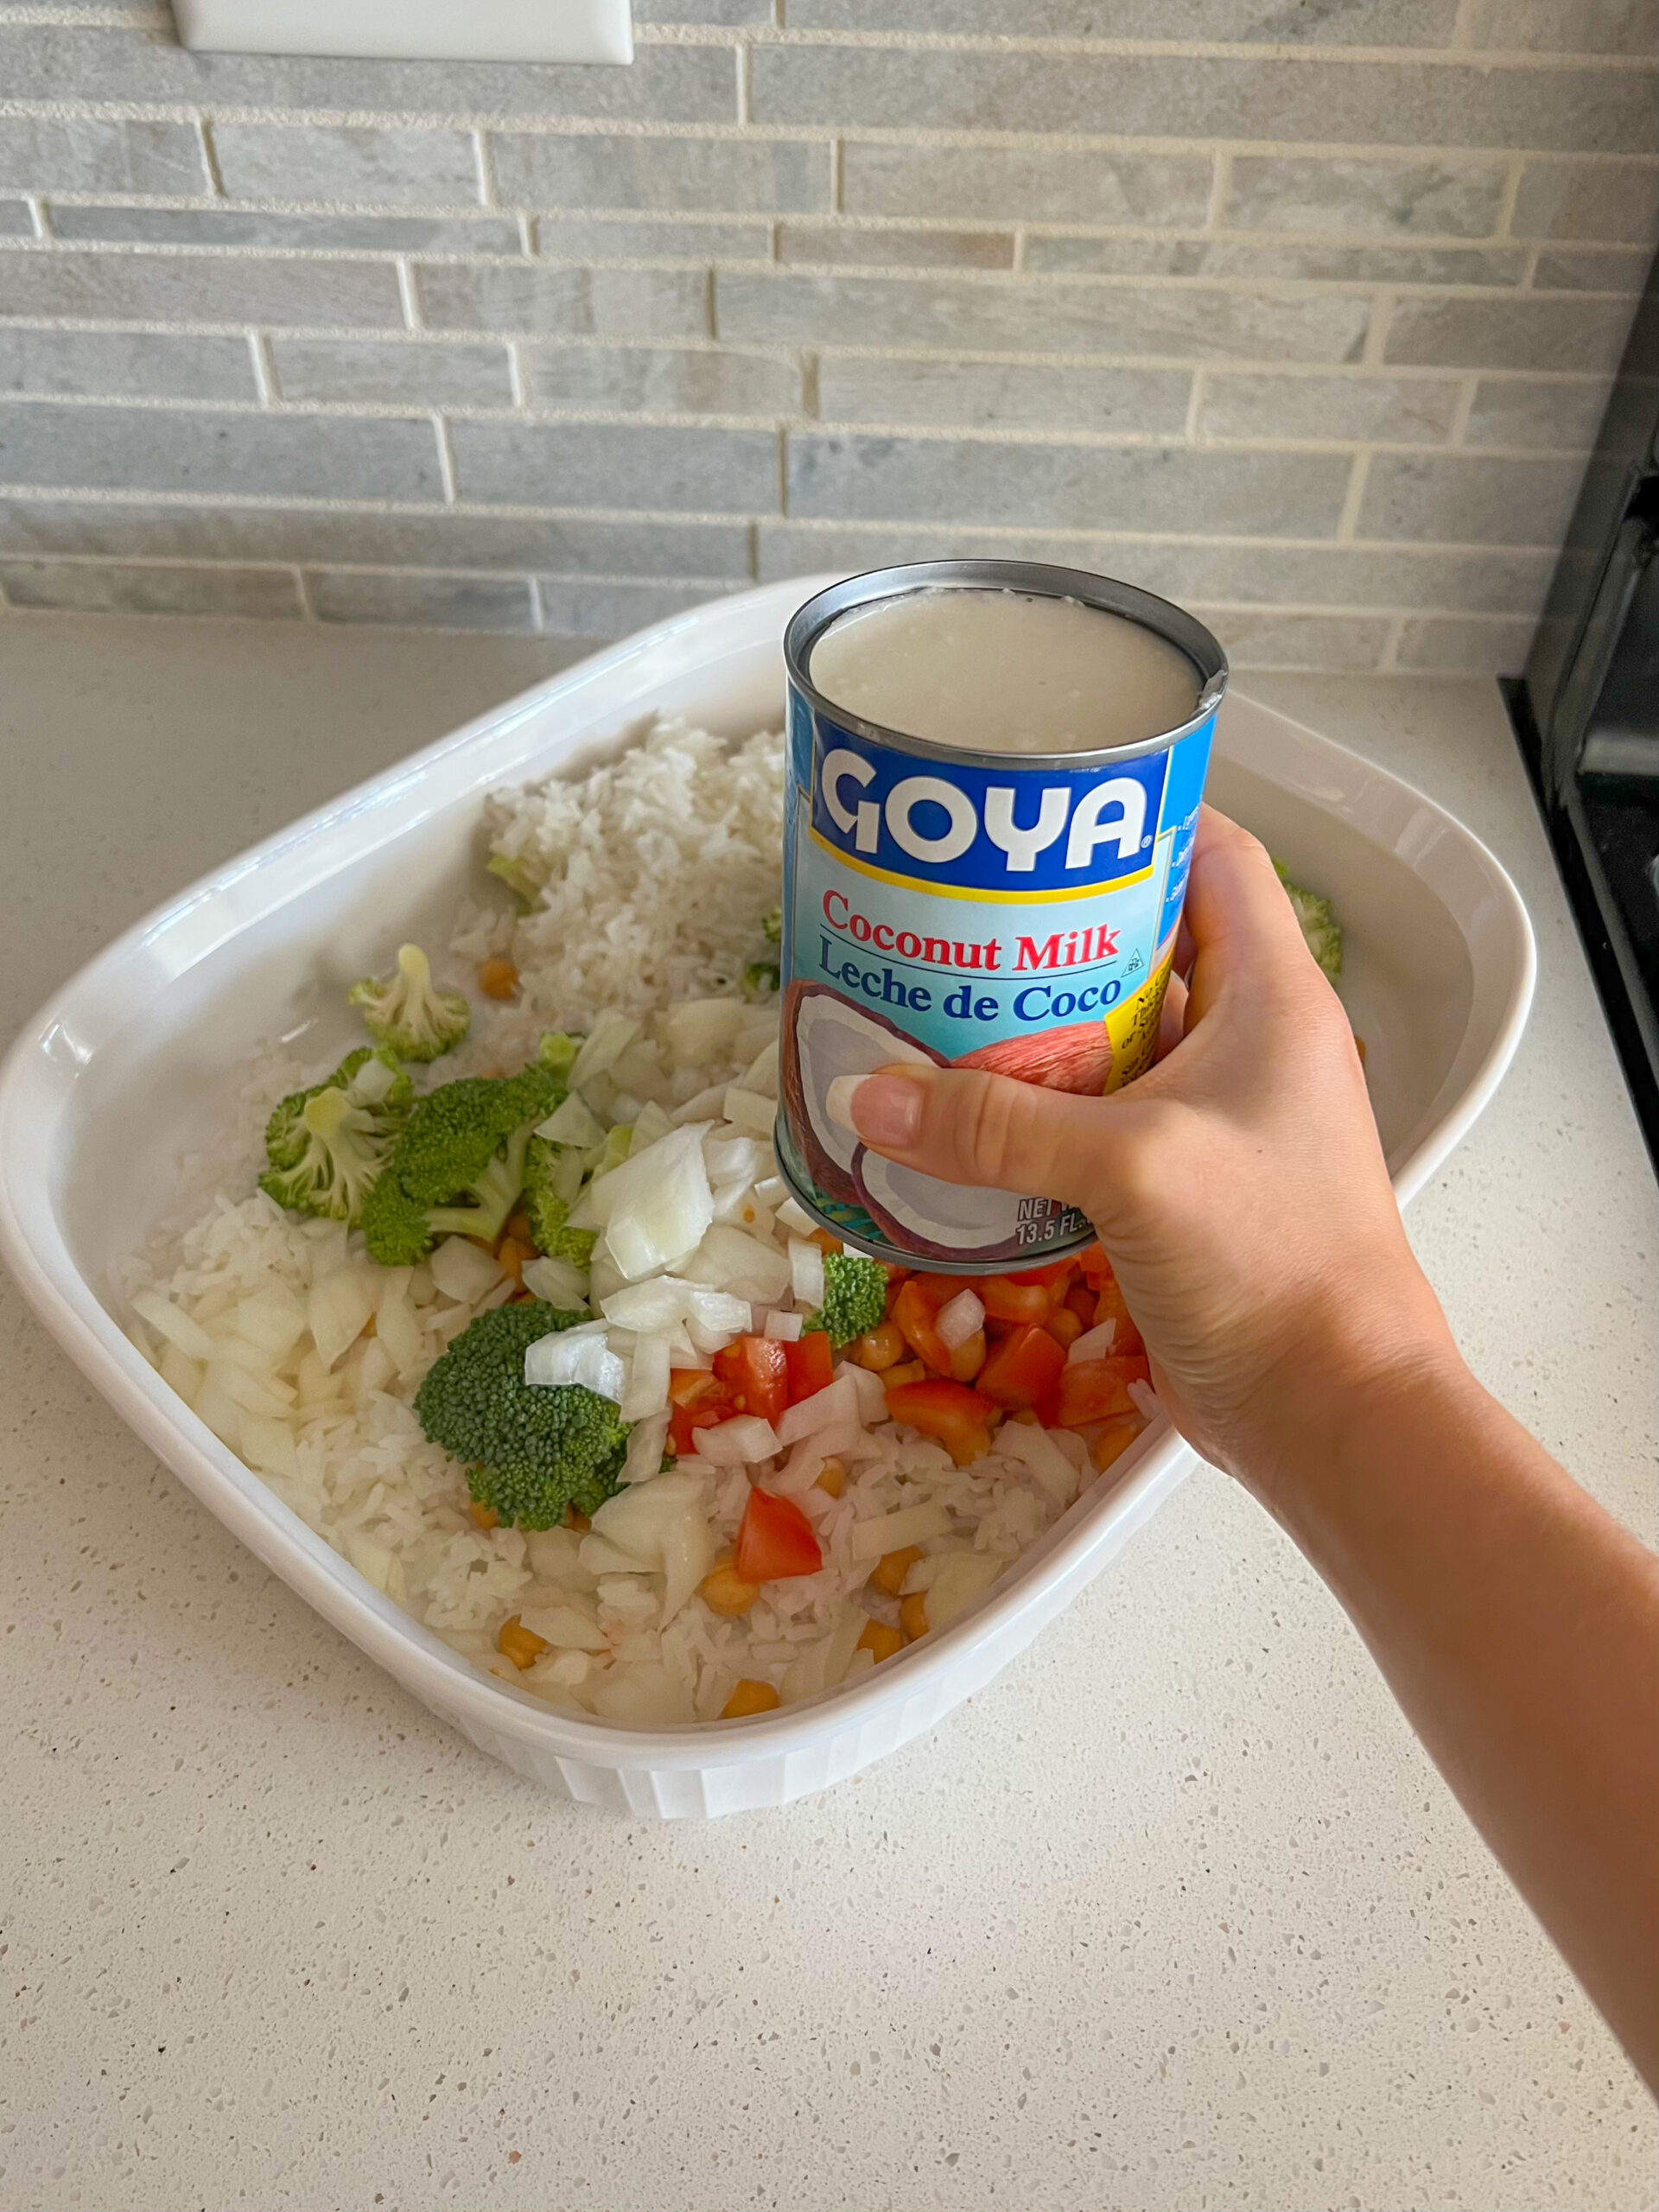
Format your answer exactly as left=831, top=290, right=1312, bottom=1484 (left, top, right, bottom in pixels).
left=826, top=1071, right=923, bottom=1147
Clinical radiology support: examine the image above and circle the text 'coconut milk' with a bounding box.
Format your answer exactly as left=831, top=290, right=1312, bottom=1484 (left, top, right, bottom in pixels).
left=776, top=562, right=1228, bottom=1271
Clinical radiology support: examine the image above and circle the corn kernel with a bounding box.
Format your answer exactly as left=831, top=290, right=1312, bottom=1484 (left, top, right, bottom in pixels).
left=497, top=1615, right=547, bottom=1669
left=721, top=1678, right=781, bottom=1719
left=868, top=1544, right=924, bottom=1599
left=478, top=957, right=519, bottom=1000
left=899, top=1592, right=929, bottom=1643
left=857, top=1618, right=905, bottom=1664
left=884, top=1358, right=926, bottom=1389
left=850, top=1321, right=906, bottom=1371
left=1090, top=1415, right=1145, bottom=1474
left=467, top=1499, right=499, bottom=1531
left=699, top=1554, right=761, bottom=1618
left=815, top=1457, right=848, bottom=1498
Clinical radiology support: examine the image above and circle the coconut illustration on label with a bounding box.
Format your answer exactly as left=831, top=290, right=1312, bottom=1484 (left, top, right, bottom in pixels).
left=776, top=565, right=1228, bottom=1273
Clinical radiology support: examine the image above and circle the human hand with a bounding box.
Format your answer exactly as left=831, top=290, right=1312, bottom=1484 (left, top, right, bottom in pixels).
left=830, top=808, right=1459, bottom=1494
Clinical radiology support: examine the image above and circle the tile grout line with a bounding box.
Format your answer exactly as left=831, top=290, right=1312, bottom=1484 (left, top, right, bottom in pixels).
left=1335, top=450, right=1372, bottom=541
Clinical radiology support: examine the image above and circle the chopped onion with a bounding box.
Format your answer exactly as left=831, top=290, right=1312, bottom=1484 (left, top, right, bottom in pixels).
left=308, top=1263, right=379, bottom=1370
left=993, top=1418, right=1079, bottom=1507
left=524, top=1327, right=626, bottom=1403
left=157, top=1341, right=202, bottom=1407
left=620, top=1407, right=671, bottom=1485
left=591, top=1471, right=715, bottom=1625
left=935, top=1287, right=984, bottom=1351
left=710, top=1178, right=761, bottom=1227
left=849, top=1499, right=954, bottom=1560
left=740, top=1038, right=780, bottom=1099
left=130, top=1287, right=217, bottom=1363
left=670, top=1082, right=730, bottom=1126
left=228, top=1288, right=307, bottom=1360
left=632, top=1099, right=675, bottom=1148
left=694, top=1413, right=780, bottom=1465
left=349, top=1054, right=398, bottom=1105
left=704, top=1134, right=768, bottom=1184
left=788, top=1236, right=826, bottom=1308
left=685, top=1285, right=753, bottom=1337
left=345, top=1530, right=403, bottom=1599
left=601, top=1275, right=690, bottom=1332
left=577, top=1124, right=715, bottom=1281
left=428, top=1236, right=503, bottom=1304
left=578, top=1529, right=652, bottom=1578
left=721, top=1085, right=776, bottom=1138
left=661, top=996, right=747, bottom=1070
left=239, top=1415, right=297, bottom=1480
left=925, top=1550, right=1002, bottom=1630
left=570, top=1009, right=642, bottom=1090
left=836, top=1359, right=889, bottom=1426
left=682, top=1224, right=791, bottom=1304
left=589, top=1661, right=695, bottom=1726
left=777, top=1373, right=860, bottom=1447
left=621, top=1332, right=671, bottom=1421
left=764, top=1309, right=804, bottom=1342
left=775, top=1196, right=817, bottom=1237
left=521, top=1254, right=590, bottom=1310
left=753, top=1174, right=787, bottom=1209
left=524, top=1525, right=596, bottom=1587
left=1067, top=1319, right=1117, bottom=1363
left=782, top=1603, right=867, bottom=1705
left=518, top=1599, right=607, bottom=1652
left=537, top=1090, right=607, bottom=1149
left=588, top=1243, right=627, bottom=1304
left=207, top=1357, right=294, bottom=1420
left=1128, top=1379, right=1160, bottom=1423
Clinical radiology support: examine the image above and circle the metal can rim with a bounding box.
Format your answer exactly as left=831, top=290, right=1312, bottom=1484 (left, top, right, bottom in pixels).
left=784, top=558, right=1230, bottom=772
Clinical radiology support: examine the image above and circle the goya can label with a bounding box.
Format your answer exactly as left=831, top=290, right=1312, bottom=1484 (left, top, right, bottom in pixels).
left=775, top=561, right=1228, bottom=1272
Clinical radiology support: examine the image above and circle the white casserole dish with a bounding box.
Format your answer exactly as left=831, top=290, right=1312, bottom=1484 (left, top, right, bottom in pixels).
left=0, top=577, right=1535, bottom=1819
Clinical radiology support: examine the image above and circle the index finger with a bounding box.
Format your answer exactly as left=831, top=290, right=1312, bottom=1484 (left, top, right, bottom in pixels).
left=1179, top=806, right=1316, bottom=1027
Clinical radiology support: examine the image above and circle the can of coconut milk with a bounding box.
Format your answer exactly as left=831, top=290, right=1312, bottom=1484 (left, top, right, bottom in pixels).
left=775, top=560, right=1228, bottom=1271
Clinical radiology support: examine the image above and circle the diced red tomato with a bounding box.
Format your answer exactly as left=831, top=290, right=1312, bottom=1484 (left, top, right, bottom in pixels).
left=883, top=1377, right=999, bottom=1466
left=1064, top=1281, right=1098, bottom=1327
left=1076, top=1242, right=1111, bottom=1286
left=713, top=1333, right=789, bottom=1425
left=734, top=1485, right=823, bottom=1582
left=1046, top=1306, right=1084, bottom=1350
left=1090, top=1415, right=1145, bottom=1474
left=977, top=1274, right=1058, bottom=1325
left=782, top=1328, right=834, bottom=1403
left=1093, top=1274, right=1145, bottom=1358
left=892, top=1277, right=954, bottom=1376
left=668, top=1367, right=723, bottom=1408
left=668, top=1376, right=734, bottom=1457
left=976, top=1322, right=1066, bottom=1411
left=1041, top=1354, right=1151, bottom=1430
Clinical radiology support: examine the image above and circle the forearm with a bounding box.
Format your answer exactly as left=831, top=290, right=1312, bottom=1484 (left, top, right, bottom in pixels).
left=1254, top=1352, right=1658, bottom=2088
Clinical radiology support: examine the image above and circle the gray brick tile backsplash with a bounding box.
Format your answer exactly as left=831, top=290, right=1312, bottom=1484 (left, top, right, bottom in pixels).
left=47, top=207, right=525, bottom=257
left=211, top=124, right=483, bottom=208
left=1358, top=453, right=1589, bottom=544
left=789, top=0, right=1460, bottom=37
left=0, top=499, right=754, bottom=578
left=1021, top=238, right=1526, bottom=286
left=522, top=344, right=802, bottom=416
left=779, top=226, right=1014, bottom=273
left=531, top=217, right=772, bottom=264
left=268, top=337, right=515, bottom=406
left=416, top=263, right=708, bottom=339
left=1224, top=156, right=1509, bottom=238
left=0, top=28, right=736, bottom=126
left=840, top=145, right=1214, bottom=228
left=1511, top=159, right=1659, bottom=243
left=449, top=420, right=779, bottom=512
left=0, top=6, right=1650, bottom=664
left=0, top=557, right=302, bottom=620
left=748, top=48, right=1652, bottom=153
left=0, top=116, right=207, bottom=197
left=0, top=402, right=443, bottom=501
left=1199, top=372, right=1462, bottom=444
left=1383, top=294, right=1641, bottom=372
left=306, top=569, right=538, bottom=632
left=0, top=250, right=406, bottom=330
left=785, top=433, right=1351, bottom=536
left=1464, top=376, right=1614, bottom=449
left=816, top=357, right=1192, bottom=434
left=0, top=328, right=257, bottom=403
left=491, top=135, right=829, bottom=215
left=718, top=274, right=1372, bottom=364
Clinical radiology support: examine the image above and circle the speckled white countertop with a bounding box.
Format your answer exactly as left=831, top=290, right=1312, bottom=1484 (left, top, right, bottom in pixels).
left=1, top=617, right=1653, bottom=2212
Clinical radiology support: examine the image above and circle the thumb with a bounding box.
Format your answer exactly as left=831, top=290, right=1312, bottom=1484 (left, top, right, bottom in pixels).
left=830, top=1062, right=1130, bottom=1217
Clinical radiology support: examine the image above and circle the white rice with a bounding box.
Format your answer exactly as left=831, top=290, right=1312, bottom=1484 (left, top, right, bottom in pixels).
left=116, top=715, right=1142, bottom=1728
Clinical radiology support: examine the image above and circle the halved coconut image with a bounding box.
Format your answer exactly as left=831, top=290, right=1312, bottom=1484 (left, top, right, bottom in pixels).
left=779, top=979, right=945, bottom=1206
left=951, top=1019, right=1111, bottom=1094
left=855, top=1147, right=1063, bottom=1268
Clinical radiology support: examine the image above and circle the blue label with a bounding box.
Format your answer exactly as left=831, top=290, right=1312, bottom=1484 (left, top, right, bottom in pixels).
left=809, top=715, right=1171, bottom=899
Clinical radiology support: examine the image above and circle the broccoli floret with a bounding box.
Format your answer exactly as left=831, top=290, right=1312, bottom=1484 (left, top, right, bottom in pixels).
left=521, top=1136, right=598, bottom=1268
left=486, top=852, right=543, bottom=910
left=807, top=1250, right=889, bottom=1348
left=359, top=1064, right=564, bottom=1266
left=414, top=1300, right=630, bottom=1529
left=537, top=1030, right=582, bottom=1078
left=348, top=943, right=471, bottom=1063
left=1274, top=862, right=1343, bottom=980
left=259, top=1046, right=411, bottom=1224
left=761, top=906, right=782, bottom=945
left=742, top=958, right=780, bottom=1001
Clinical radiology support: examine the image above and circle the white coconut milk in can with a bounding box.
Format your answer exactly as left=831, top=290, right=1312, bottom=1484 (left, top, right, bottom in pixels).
left=776, top=560, right=1229, bottom=1271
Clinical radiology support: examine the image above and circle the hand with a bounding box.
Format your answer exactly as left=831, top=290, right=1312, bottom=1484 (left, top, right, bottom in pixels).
left=831, top=807, right=1458, bottom=1493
